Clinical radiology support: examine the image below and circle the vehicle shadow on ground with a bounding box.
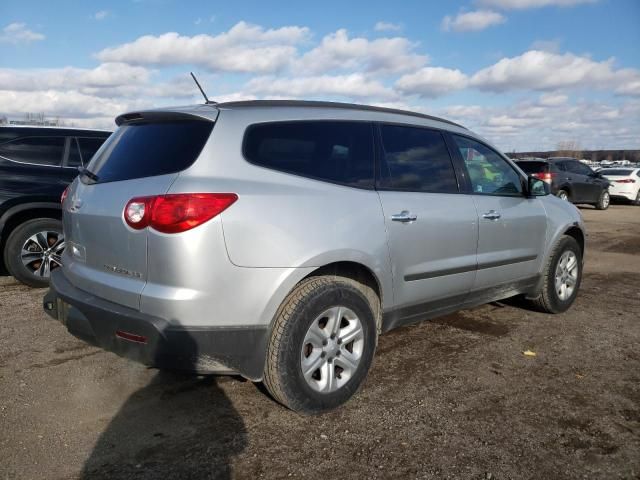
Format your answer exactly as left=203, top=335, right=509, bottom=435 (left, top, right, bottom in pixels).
left=80, top=333, right=247, bottom=479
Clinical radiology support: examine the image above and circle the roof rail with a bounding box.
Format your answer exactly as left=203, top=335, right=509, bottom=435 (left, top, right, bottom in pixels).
left=215, top=100, right=467, bottom=130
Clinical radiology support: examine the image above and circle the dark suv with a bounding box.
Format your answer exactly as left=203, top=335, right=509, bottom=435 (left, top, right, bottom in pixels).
left=516, top=157, right=610, bottom=210
left=0, top=126, right=111, bottom=287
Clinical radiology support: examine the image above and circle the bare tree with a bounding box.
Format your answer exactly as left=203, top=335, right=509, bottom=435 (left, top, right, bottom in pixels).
left=555, top=140, right=583, bottom=159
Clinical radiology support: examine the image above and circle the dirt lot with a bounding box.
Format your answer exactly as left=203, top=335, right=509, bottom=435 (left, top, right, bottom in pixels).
left=1, top=204, right=639, bottom=480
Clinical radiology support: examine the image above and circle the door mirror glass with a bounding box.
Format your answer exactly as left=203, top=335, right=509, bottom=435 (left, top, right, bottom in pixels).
left=528, top=176, right=549, bottom=196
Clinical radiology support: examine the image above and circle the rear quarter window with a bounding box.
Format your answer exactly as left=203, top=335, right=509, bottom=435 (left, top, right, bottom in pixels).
left=243, top=121, right=374, bottom=188
left=86, top=121, right=213, bottom=183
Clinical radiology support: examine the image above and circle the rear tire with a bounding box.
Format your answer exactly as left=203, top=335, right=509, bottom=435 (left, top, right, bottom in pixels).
left=528, top=235, right=582, bottom=314
left=263, top=276, right=377, bottom=414
left=595, top=190, right=610, bottom=210
left=4, top=218, right=64, bottom=288
left=632, top=190, right=640, bottom=206
left=557, top=189, right=569, bottom=202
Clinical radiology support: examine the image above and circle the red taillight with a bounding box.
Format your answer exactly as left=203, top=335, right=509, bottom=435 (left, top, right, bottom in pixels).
left=124, top=193, right=238, bottom=233
left=61, top=186, right=70, bottom=204
left=614, top=178, right=636, bottom=183
left=115, top=330, right=148, bottom=344
left=532, top=172, right=556, bottom=183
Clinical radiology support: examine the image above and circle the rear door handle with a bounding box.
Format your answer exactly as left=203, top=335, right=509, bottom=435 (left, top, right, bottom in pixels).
left=482, top=210, right=501, bottom=221
left=391, top=210, right=418, bottom=223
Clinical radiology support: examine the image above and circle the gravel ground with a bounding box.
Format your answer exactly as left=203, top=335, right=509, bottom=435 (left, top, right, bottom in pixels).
left=1, top=204, right=639, bottom=480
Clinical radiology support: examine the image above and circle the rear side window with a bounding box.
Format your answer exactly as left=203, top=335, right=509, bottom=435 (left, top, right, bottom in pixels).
left=66, top=138, right=83, bottom=167
left=0, top=136, right=65, bottom=166
left=86, top=121, right=213, bottom=183
left=378, top=125, right=458, bottom=193
left=243, top=121, right=374, bottom=188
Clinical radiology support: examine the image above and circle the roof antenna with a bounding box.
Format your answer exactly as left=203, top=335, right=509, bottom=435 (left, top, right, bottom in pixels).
left=190, top=72, right=216, bottom=105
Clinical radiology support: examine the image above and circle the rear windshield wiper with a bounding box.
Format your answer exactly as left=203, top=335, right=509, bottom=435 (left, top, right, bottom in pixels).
left=78, top=166, right=99, bottom=182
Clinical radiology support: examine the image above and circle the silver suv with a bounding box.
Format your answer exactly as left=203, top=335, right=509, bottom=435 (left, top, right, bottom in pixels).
left=44, top=100, right=585, bottom=413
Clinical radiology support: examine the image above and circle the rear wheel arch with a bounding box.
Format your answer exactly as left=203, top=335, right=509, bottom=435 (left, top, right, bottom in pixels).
left=302, top=261, right=383, bottom=333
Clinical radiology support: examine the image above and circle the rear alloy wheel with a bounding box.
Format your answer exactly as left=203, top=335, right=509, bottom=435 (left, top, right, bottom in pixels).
left=264, top=276, right=377, bottom=414
left=633, top=190, right=640, bottom=206
left=4, top=218, right=64, bottom=288
left=596, top=190, right=610, bottom=210
left=557, top=190, right=569, bottom=202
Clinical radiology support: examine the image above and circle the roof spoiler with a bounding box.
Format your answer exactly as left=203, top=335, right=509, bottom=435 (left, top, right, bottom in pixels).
left=115, top=109, right=218, bottom=126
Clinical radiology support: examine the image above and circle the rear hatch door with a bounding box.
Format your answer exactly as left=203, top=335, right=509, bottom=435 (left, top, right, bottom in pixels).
left=63, top=111, right=216, bottom=309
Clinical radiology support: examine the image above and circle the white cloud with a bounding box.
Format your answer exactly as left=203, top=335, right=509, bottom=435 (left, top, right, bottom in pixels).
left=470, top=50, right=640, bottom=94
left=295, top=29, right=427, bottom=75
left=374, top=21, right=402, bottom=32
left=96, top=21, right=310, bottom=73
left=442, top=10, right=506, bottom=32
left=0, top=63, right=150, bottom=94
left=0, top=22, right=45, bottom=44
left=538, top=92, right=568, bottom=106
left=246, top=74, right=397, bottom=100
left=395, top=67, right=469, bottom=97
left=478, top=0, right=597, bottom=9
left=94, top=10, right=109, bottom=20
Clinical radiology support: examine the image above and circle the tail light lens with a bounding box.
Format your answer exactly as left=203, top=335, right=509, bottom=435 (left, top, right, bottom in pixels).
left=614, top=179, right=636, bottom=183
left=124, top=193, right=238, bottom=233
left=61, top=186, right=70, bottom=204
left=532, top=172, right=556, bottom=183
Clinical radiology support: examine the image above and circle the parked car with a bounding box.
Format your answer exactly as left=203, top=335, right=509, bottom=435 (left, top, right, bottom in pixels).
left=0, top=126, right=111, bottom=287
left=43, top=100, right=585, bottom=413
left=515, top=157, right=611, bottom=210
left=600, top=168, right=640, bottom=205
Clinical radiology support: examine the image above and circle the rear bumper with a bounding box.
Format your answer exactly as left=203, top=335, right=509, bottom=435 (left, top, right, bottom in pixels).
left=43, top=269, right=269, bottom=380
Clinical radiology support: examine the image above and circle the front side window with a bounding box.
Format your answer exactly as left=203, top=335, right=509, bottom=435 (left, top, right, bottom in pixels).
left=0, top=136, right=65, bottom=166
left=243, top=121, right=374, bottom=188
left=452, top=135, right=523, bottom=196
left=378, top=125, right=458, bottom=193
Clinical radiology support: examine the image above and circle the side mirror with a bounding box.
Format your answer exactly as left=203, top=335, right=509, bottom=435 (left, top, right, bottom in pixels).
left=527, top=176, right=549, bottom=197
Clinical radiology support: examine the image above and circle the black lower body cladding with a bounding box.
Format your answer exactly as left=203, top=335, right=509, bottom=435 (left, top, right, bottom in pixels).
left=43, top=270, right=269, bottom=380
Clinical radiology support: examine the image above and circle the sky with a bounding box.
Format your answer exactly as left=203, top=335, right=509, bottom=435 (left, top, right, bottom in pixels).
left=1, top=0, right=639, bottom=152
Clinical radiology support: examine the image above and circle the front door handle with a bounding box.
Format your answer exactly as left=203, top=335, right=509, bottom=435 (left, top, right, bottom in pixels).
left=391, top=210, right=418, bottom=223
left=482, top=210, right=501, bottom=221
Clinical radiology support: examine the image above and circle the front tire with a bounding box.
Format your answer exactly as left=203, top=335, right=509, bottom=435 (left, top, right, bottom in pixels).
left=595, top=189, right=610, bottom=210
left=529, top=235, right=582, bottom=314
left=4, top=218, right=64, bottom=288
left=263, top=276, right=377, bottom=414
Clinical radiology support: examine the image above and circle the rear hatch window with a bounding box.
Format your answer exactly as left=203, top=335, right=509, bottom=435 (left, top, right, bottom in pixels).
left=601, top=169, right=633, bottom=176
left=516, top=161, right=548, bottom=174
left=85, top=120, right=213, bottom=183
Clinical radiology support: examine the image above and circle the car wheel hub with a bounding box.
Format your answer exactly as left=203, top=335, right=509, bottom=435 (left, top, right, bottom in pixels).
left=300, top=306, right=364, bottom=393
left=554, top=250, right=578, bottom=301
left=21, top=231, right=65, bottom=278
